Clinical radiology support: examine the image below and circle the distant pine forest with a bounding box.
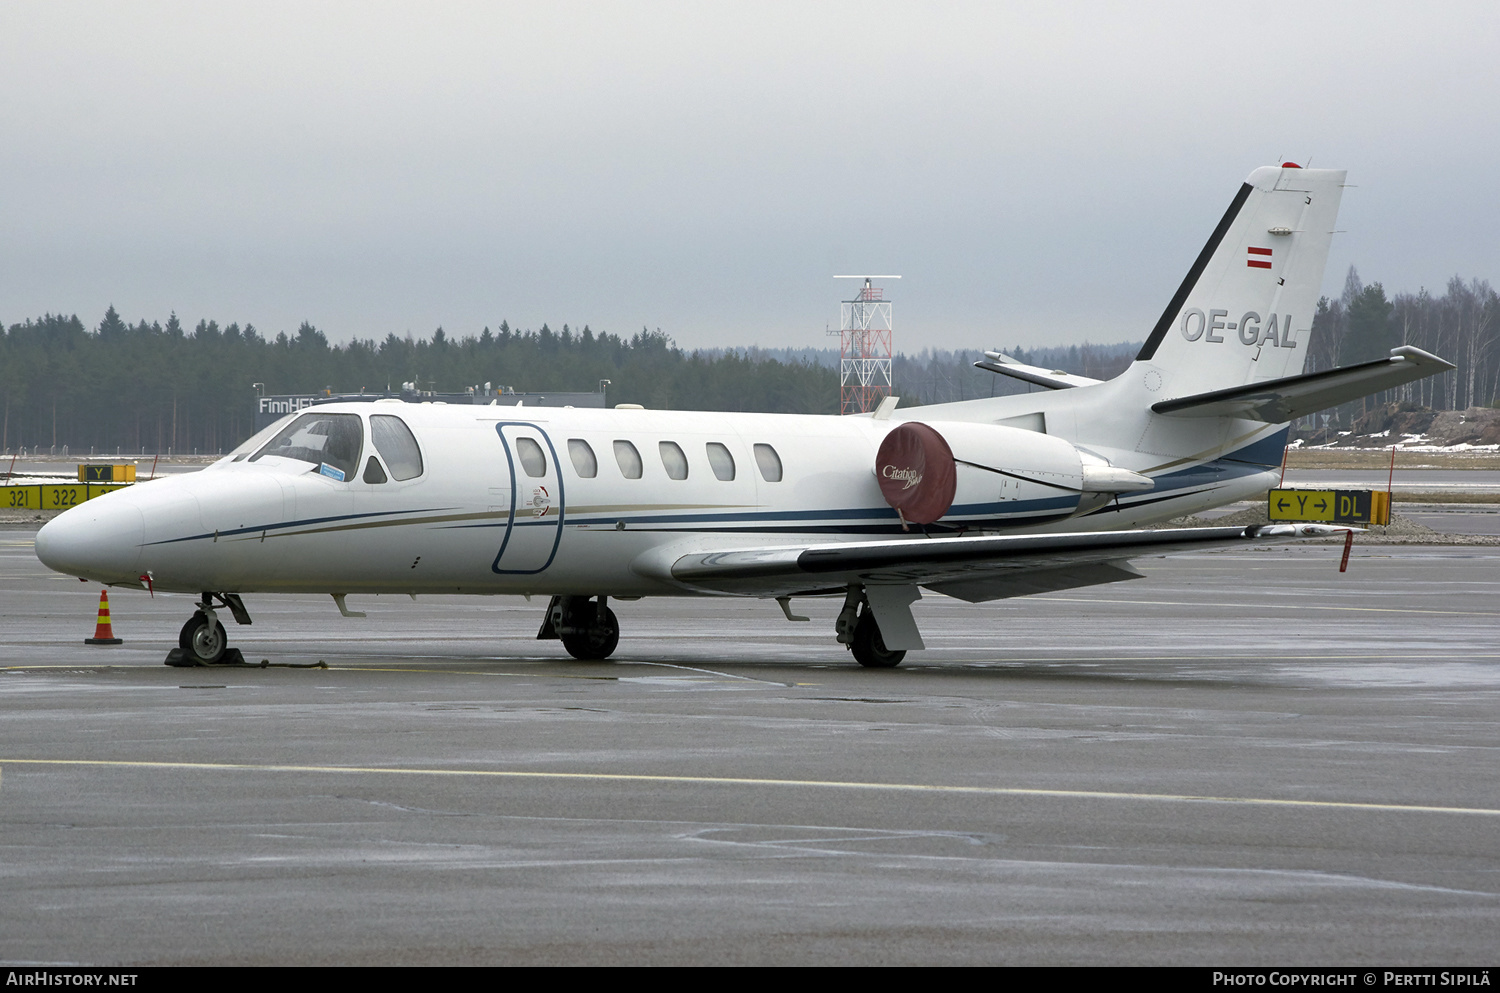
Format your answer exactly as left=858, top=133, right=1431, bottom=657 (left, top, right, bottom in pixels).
left=2, top=268, right=1494, bottom=455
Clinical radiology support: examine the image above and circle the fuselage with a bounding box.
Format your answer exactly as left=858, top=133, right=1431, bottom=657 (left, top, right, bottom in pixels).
left=35, top=387, right=1285, bottom=598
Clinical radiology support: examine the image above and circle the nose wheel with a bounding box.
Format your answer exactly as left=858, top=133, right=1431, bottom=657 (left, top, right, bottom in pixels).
left=179, top=613, right=228, bottom=665
left=165, top=592, right=253, bottom=667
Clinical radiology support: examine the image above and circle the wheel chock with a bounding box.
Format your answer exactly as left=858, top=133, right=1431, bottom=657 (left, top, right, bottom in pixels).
left=164, top=648, right=249, bottom=667
left=162, top=650, right=324, bottom=669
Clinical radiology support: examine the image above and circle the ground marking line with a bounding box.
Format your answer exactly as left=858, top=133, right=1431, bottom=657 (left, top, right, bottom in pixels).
left=1, top=758, right=1494, bottom=817
left=631, top=660, right=795, bottom=687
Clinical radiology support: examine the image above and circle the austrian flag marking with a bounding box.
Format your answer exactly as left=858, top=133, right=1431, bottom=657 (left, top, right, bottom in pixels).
left=1247, top=246, right=1273, bottom=269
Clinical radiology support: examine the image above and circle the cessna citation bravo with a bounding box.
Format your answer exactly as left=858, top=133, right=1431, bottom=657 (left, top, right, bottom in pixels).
left=36, top=165, right=1453, bottom=667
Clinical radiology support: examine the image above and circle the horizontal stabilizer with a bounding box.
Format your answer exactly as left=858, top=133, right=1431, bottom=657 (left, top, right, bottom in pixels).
left=973, top=351, right=1101, bottom=390
left=657, top=524, right=1345, bottom=600
left=1151, top=346, right=1456, bottom=422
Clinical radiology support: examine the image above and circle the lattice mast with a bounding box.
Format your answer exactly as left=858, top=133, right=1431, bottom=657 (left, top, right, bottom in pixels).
left=829, top=275, right=899, bottom=415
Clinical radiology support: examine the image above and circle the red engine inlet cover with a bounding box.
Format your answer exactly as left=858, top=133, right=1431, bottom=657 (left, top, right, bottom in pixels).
left=875, top=422, right=957, bottom=525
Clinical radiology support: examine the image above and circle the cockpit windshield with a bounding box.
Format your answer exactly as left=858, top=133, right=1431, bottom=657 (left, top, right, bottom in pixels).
left=220, top=414, right=296, bottom=466
left=249, top=412, right=363, bottom=481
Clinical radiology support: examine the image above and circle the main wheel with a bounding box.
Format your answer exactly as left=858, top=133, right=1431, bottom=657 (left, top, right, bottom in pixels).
left=560, top=606, right=620, bottom=660
left=850, top=610, right=904, bottom=668
left=178, top=614, right=228, bottom=665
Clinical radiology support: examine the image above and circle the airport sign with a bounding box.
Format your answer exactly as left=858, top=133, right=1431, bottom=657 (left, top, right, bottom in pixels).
left=1268, top=488, right=1390, bottom=526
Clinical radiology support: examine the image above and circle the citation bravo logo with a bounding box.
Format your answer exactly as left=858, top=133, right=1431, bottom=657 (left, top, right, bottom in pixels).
left=1213, top=974, right=1490, bottom=987
left=881, top=464, right=922, bottom=491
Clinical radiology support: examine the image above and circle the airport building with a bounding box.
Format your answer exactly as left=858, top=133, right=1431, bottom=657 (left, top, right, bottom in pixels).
left=254, top=384, right=608, bottom=433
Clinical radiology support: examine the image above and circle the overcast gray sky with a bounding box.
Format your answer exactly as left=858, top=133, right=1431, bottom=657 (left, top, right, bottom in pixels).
left=2, top=1, right=1496, bottom=352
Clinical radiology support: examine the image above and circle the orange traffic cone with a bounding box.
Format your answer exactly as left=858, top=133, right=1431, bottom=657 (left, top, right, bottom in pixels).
left=85, top=589, right=123, bottom=645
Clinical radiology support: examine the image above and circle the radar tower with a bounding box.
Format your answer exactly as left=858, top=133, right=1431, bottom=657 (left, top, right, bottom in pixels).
left=829, top=275, right=898, bottom=415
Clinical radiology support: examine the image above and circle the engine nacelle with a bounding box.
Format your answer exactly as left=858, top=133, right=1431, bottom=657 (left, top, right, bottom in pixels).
left=876, top=420, right=1150, bottom=527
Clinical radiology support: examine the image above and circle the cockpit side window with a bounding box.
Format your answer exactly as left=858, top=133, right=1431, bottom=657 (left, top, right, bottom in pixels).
left=250, top=412, right=363, bottom=481
left=370, top=414, right=424, bottom=480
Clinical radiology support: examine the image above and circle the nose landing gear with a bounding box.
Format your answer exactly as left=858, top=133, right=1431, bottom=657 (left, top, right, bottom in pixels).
left=165, top=592, right=253, bottom=667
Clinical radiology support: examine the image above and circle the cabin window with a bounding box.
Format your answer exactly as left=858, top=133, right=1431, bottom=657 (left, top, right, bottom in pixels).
left=659, top=441, right=688, bottom=480
left=370, top=414, right=424, bottom=480
left=515, top=437, right=547, bottom=477
left=613, top=440, right=643, bottom=479
left=753, top=443, right=783, bottom=482
left=250, top=412, right=363, bottom=481
left=362, top=457, right=388, bottom=484
left=568, top=439, right=598, bottom=478
left=706, top=442, right=735, bottom=481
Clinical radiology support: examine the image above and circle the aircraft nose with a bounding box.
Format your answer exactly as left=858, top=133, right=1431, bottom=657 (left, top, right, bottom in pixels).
left=35, top=498, right=146, bottom=583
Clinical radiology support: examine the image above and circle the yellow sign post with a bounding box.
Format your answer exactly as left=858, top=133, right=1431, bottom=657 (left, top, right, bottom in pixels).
left=1268, top=489, right=1390, bottom=526
left=3, top=485, right=41, bottom=510
left=3, top=482, right=129, bottom=510
left=78, top=464, right=137, bottom=482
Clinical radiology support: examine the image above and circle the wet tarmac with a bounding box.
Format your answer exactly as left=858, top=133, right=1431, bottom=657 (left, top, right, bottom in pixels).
left=1283, top=468, right=1500, bottom=493
left=1, top=531, right=1497, bottom=965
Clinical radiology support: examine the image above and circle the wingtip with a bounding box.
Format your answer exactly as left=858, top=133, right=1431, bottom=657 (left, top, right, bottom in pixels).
left=1247, top=523, right=1362, bottom=539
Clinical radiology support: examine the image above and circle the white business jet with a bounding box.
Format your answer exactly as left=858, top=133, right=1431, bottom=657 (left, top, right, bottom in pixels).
left=36, top=164, right=1453, bottom=667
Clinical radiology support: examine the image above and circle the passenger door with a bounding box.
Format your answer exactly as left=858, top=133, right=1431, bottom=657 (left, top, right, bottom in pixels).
left=491, top=422, right=566, bottom=574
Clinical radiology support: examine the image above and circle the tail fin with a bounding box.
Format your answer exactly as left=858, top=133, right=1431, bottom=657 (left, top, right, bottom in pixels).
left=1134, top=165, right=1344, bottom=395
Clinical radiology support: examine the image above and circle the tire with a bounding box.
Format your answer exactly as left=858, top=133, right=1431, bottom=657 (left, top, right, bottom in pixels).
left=850, top=610, right=904, bottom=668
left=178, top=614, right=228, bottom=665
left=560, top=605, right=620, bottom=661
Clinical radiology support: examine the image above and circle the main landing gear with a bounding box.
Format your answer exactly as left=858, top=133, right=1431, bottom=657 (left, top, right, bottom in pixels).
left=834, top=586, right=905, bottom=669
left=167, top=592, right=253, bottom=667
left=538, top=595, right=620, bottom=660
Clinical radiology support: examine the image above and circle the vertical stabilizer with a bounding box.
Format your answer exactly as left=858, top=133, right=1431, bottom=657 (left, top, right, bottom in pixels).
left=1134, top=166, right=1345, bottom=398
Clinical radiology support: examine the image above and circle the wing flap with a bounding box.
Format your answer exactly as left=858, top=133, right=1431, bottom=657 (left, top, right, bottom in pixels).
left=662, top=524, right=1342, bottom=599
left=928, top=561, right=1145, bottom=603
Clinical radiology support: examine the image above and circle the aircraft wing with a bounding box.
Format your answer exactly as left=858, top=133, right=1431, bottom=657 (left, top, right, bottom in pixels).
left=1152, top=346, right=1455, bottom=422
left=973, top=350, right=1102, bottom=390
left=659, top=524, right=1343, bottom=602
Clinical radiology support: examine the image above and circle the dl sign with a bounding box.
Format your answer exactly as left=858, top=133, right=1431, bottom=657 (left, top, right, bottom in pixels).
left=1268, top=489, right=1391, bottom=526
